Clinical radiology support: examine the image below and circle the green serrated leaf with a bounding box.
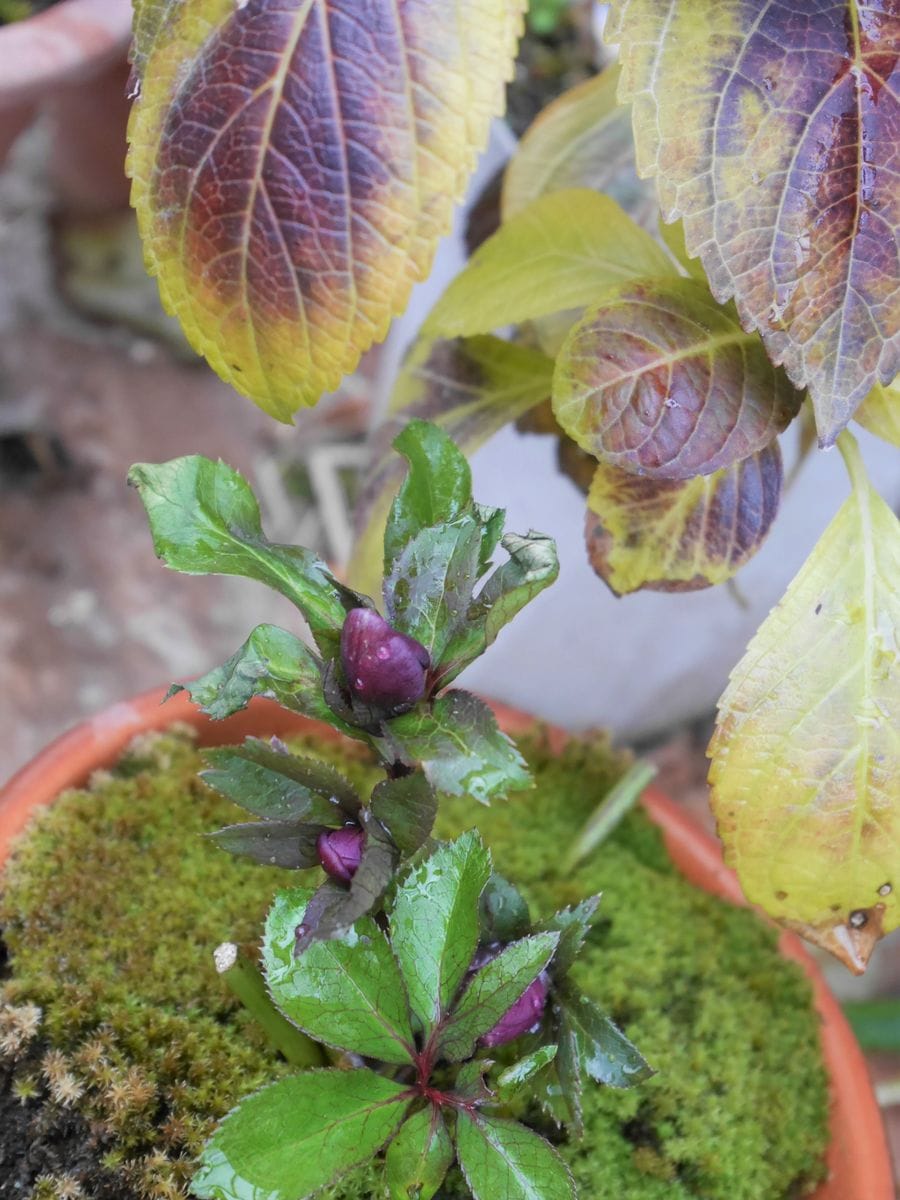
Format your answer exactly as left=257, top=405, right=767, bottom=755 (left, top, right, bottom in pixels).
left=385, top=691, right=532, bottom=804
left=558, top=983, right=654, bottom=1089
left=495, top=1044, right=559, bottom=1101
left=536, top=897, right=601, bottom=979
left=202, top=737, right=358, bottom=823
left=456, top=1111, right=575, bottom=1200
left=264, top=888, right=415, bottom=1064
left=479, top=874, right=532, bottom=943
left=207, top=820, right=323, bottom=870
left=389, top=832, right=491, bottom=1038
left=369, top=771, right=438, bottom=856
left=454, top=1058, right=495, bottom=1103
left=384, top=420, right=473, bottom=574
left=191, top=1069, right=410, bottom=1200
left=385, top=1106, right=455, bottom=1200
left=129, top=457, right=364, bottom=657
left=438, top=932, right=559, bottom=1062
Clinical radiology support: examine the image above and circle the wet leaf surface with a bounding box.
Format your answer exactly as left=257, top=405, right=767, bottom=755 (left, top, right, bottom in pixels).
left=455, top=1111, right=574, bottom=1200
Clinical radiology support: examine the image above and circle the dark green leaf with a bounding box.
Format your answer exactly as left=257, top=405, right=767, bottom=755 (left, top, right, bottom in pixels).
left=170, top=624, right=347, bottom=727
left=495, top=1045, right=559, bottom=1101
left=842, top=999, right=900, bottom=1051
left=264, top=888, right=415, bottom=1064
left=436, top=531, right=559, bottom=688
left=191, top=1069, right=410, bottom=1200
left=536, top=897, right=601, bottom=979
left=385, top=1106, right=455, bottom=1200
left=129, top=456, right=366, bottom=657
left=530, top=1058, right=574, bottom=1131
left=479, top=874, right=532, bottom=943
left=558, top=982, right=654, bottom=1089
left=384, top=517, right=483, bottom=663
left=384, top=419, right=473, bottom=574
left=455, top=1112, right=574, bottom=1200
left=389, top=832, right=491, bottom=1037
left=202, top=737, right=358, bottom=823
left=385, top=691, right=532, bottom=803
left=454, top=1058, right=495, bottom=1103
left=369, top=771, right=437, bottom=856
left=438, top=932, right=559, bottom=1062
left=207, top=820, right=323, bottom=870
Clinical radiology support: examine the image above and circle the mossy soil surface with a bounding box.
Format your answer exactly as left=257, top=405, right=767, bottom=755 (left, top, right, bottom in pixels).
left=0, top=725, right=829, bottom=1200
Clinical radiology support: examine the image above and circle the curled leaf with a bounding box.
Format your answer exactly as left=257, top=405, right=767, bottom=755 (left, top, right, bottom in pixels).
left=553, top=278, right=802, bottom=479
left=585, top=441, right=783, bottom=594
left=129, top=0, right=526, bottom=418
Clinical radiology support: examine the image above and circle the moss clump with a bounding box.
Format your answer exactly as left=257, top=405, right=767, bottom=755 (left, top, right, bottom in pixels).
left=0, top=725, right=829, bottom=1200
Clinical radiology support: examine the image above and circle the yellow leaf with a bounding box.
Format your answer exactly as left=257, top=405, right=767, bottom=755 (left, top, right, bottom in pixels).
left=709, top=434, right=900, bottom=972
left=855, top=376, right=900, bottom=449
left=128, top=0, right=525, bottom=420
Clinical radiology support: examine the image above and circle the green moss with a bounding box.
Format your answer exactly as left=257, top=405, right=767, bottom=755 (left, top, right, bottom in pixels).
left=0, top=726, right=828, bottom=1200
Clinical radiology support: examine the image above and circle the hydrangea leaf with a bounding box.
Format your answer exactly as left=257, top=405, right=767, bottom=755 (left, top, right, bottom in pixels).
left=128, top=0, right=526, bottom=419
left=384, top=691, right=532, bottom=803
left=264, top=888, right=415, bottom=1062
left=585, top=442, right=783, bottom=595
left=455, top=1112, right=575, bottom=1200
left=128, top=456, right=364, bottom=657
left=202, top=737, right=359, bottom=822
left=192, top=1069, right=410, bottom=1200
left=423, top=189, right=676, bottom=340
left=608, top=0, right=900, bottom=444
left=553, top=277, right=802, bottom=479
left=502, top=65, right=656, bottom=228
left=350, top=337, right=553, bottom=597
left=709, top=435, right=900, bottom=972
left=384, top=1106, right=454, bottom=1200
left=389, top=831, right=491, bottom=1037
left=437, top=931, right=559, bottom=1062
left=855, top=376, right=900, bottom=448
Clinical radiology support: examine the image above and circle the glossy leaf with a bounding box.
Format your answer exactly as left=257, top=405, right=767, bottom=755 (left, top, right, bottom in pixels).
left=557, top=983, right=654, bottom=1090
left=128, top=456, right=362, bottom=656
left=207, top=819, right=323, bottom=869
left=384, top=691, right=532, bottom=803
left=350, top=337, right=553, bottom=598
left=536, top=896, right=601, bottom=979
left=478, top=873, right=532, bottom=943
left=384, top=420, right=473, bottom=575
left=129, top=0, right=526, bottom=419
left=389, top=832, right=491, bottom=1037
left=553, top=278, right=802, bottom=479
left=855, top=376, right=900, bottom=448
left=709, top=435, right=900, bottom=972
left=424, top=189, right=675, bottom=339
left=502, top=65, right=656, bottom=228
left=202, top=737, right=358, bottom=822
left=608, top=0, right=900, bottom=443
left=585, top=442, right=783, bottom=595
left=495, top=1044, right=559, bottom=1100
left=455, top=1112, right=574, bottom=1200
left=384, top=1106, right=454, bottom=1200
left=264, top=888, right=415, bottom=1062
left=437, top=932, right=558, bottom=1062
left=192, top=1069, right=410, bottom=1200
left=369, top=770, right=437, bottom=856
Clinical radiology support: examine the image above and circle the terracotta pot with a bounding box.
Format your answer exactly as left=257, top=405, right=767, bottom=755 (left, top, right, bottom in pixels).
left=0, top=0, right=133, bottom=212
left=0, top=687, right=893, bottom=1200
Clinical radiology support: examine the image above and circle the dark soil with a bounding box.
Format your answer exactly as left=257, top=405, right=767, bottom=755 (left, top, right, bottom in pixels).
left=506, top=4, right=598, bottom=135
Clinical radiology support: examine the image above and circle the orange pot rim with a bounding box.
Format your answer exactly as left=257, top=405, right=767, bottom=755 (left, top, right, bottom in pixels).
left=0, top=0, right=133, bottom=107
left=0, top=687, right=892, bottom=1200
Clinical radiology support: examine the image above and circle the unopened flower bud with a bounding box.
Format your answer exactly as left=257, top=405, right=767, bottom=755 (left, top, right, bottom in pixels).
left=340, top=608, right=430, bottom=711
left=481, top=971, right=550, bottom=1048
left=316, top=826, right=365, bottom=883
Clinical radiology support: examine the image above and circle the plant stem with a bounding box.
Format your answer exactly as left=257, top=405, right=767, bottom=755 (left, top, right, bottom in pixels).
left=563, top=761, right=657, bottom=872
left=214, top=942, right=325, bottom=1068
left=836, top=429, right=868, bottom=493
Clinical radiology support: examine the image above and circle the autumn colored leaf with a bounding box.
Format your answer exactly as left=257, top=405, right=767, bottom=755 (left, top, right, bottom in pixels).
left=708, top=435, right=900, bottom=973
left=585, top=442, right=783, bottom=595
left=608, top=0, right=900, bottom=444
left=501, top=66, right=656, bottom=229
left=553, top=277, right=802, bottom=479
left=855, top=376, right=900, bottom=448
left=128, top=0, right=525, bottom=420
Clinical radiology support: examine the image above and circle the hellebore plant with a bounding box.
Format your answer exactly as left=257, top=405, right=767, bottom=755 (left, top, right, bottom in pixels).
left=129, top=421, right=653, bottom=1200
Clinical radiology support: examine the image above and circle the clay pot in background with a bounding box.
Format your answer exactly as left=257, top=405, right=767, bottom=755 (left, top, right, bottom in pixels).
left=0, top=0, right=133, bottom=213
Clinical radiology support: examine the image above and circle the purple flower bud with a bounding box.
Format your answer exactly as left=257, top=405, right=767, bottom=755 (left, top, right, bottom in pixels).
left=316, top=826, right=365, bottom=883
left=481, top=971, right=550, bottom=1048
left=340, top=608, right=430, bottom=712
